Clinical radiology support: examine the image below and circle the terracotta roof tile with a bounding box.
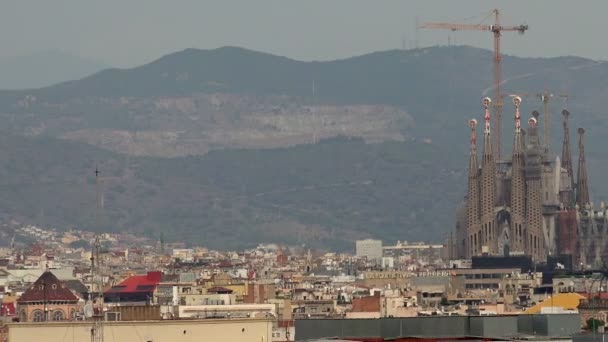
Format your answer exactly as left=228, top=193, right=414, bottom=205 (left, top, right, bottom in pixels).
left=351, top=296, right=380, bottom=312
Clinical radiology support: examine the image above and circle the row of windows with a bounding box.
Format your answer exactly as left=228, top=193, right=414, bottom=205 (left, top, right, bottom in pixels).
left=464, top=273, right=502, bottom=280
left=21, top=309, right=70, bottom=322
left=465, top=283, right=499, bottom=290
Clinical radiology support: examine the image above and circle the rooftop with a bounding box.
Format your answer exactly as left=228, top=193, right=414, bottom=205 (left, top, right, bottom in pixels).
left=17, top=271, right=79, bottom=303
left=105, top=271, right=163, bottom=294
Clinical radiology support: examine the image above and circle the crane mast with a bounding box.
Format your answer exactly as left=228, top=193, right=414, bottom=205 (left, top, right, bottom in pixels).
left=421, top=9, right=528, bottom=160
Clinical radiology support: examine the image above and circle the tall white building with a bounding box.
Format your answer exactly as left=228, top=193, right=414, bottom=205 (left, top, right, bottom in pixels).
left=356, top=239, right=383, bottom=261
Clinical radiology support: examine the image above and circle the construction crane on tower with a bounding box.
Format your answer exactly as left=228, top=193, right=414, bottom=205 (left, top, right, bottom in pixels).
left=536, top=92, right=569, bottom=151
left=502, top=92, right=570, bottom=151
left=421, top=9, right=528, bottom=160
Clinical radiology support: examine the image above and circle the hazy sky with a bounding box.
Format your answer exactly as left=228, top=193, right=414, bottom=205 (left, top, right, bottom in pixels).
left=2, top=0, right=604, bottom=68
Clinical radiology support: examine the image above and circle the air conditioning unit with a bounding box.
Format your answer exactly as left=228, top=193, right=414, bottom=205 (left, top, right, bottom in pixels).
left=105, top=312, right=121, bottom=321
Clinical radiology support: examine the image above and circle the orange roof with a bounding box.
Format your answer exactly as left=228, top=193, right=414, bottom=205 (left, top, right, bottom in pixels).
left=523, top=293, right=584, bottom=314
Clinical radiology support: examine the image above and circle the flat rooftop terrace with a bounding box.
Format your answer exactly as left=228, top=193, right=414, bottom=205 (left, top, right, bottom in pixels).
left=295, top=314, right=581, bottom=341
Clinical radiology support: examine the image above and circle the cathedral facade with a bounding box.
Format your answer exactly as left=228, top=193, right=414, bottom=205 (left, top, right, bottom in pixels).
left=454, top=97, right=606, bottom=268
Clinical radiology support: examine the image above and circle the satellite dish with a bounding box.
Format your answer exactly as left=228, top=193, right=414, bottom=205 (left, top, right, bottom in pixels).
left=84, top=301, right=94, bottom=318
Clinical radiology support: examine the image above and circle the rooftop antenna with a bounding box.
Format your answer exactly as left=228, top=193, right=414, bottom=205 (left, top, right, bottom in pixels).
left=93, top=165, right=103, bottom=277
left=415, top=16, right=420, bottom=49
left=91, top=166, right=104, bottom=342
left=312, top=79, right=318, bottom=144
left=160, top=231, right=165, bottom=255
left=10, top=231, right=15, bottom=253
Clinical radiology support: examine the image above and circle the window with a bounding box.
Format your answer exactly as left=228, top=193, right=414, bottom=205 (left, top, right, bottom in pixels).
left=19, top=309, right=27, bottom=322
left=52, top=310, right=65, bottom=321
left=32, top=310, right=45, bottom=322
left=52, top=284, right=57, bottom=290
left=105, top=312, right=121, bottom=321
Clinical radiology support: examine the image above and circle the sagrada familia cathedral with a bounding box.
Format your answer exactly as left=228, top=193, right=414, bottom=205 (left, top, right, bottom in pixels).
left=454, top=97, right=607, bottom=269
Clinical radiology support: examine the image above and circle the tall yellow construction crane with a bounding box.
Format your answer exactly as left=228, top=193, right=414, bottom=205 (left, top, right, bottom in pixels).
left=421, top=9, right=528, bottom=160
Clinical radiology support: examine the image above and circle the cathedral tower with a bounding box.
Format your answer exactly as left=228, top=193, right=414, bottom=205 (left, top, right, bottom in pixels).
left=466, top=118, right=480, bottom=258
left=576, top=127, right=590, bottom=208
left=509, top=96, right=526, bottom=253
left=561, top=110, right=575, bottom=207
left=525, top=112, right=546, bottom=261
left=479, top=97, right=498, bottom=254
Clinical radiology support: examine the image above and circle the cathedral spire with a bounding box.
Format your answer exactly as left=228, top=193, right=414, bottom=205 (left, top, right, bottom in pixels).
left=482, top=97, right=493, bottom=156
left=524, top=112, right=546, bottom=262
left=576, top=127, right=590, bottom=208
left=468, top=119, right=479, bottom=174
left=466, top=118, right=480, bottom=257
left=479, top=97, right=497, bottom=254
left=561, top=110, right=575, bottom=207
left=510, top=96, right=526, bottom=253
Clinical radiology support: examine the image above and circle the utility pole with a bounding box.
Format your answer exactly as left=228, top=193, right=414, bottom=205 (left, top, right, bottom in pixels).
left=312, top=79, right=318, bottom=144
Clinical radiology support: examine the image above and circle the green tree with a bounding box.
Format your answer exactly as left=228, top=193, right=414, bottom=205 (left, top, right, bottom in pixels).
left=69, top=239, right=89, bottom=249
left=586, top=318, right=605, bottom=332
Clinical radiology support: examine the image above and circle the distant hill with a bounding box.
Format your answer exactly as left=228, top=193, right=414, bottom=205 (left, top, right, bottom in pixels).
left=0, top=51, right=107, bottom=90
left=0, top=46, right=607, bottom=250
left=0, top=135, right=463, bottom=251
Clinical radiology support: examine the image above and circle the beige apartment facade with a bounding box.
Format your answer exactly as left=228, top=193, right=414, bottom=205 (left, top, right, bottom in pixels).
left=7, top=318, right=272, bottom=342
